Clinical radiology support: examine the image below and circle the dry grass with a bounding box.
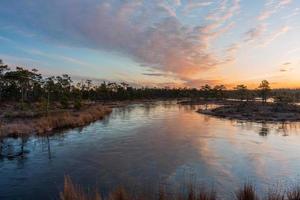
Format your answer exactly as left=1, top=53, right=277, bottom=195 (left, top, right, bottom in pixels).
left=266, top=191, right=284, bottom=200
left=60, top=176, right=101, bottom=200
left=0, top=104, right=112, bottom=137
left=108, top=187, right=130, bottom=200
left=60, top=177, right=217, bottom=200
left=186, top=186, right=216, bottom=200
left=60, top=178, right=300, bottom=200
left=235, top=183, right=259, bottom=200
left=286, top=186, right=300, bottom=200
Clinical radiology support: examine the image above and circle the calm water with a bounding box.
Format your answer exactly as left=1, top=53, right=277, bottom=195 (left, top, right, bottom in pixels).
left=1, top=101, right=300, bottom=199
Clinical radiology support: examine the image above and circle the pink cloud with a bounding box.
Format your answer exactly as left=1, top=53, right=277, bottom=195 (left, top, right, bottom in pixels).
left=258, top=0, right=293, bottom=21
left=0, top=0, right=241, bottom=85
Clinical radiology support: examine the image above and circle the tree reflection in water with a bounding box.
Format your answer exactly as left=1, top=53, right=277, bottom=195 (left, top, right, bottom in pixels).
left=259, top=123, right=269, bottom=137
left=0, top=136, right=29, bottom=160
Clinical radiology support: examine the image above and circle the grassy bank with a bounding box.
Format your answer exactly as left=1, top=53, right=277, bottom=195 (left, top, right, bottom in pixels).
left=60, top=177, right=300, bottom=200
left=0, top=103, right=112, bottom=137
left=0, top=99, right=181, bottom=138
left=197, top=101, right=300, bottom=122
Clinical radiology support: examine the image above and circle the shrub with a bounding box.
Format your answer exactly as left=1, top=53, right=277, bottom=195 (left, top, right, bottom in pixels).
left=60, top=95, right=69, bottom=109
left=74, top=99, right=82, bottom=110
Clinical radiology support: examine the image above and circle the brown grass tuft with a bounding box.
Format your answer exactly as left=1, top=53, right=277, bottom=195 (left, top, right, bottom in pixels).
left=158, top=187, right=166, bottom=200
left=287, top=186, right=300, bottom=200
left=235, top=183, right=259, bottom=200
left=108, top=187, right=130, bottom=200
left=60, top=176, right=102, bottom=200
left=266, top=188, right=284, bottom=200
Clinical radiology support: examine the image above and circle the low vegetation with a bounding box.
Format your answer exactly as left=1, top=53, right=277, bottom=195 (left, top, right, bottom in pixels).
left=61, top=177, right=300, bottom=200
left=198, top=101, right=300, bottom=122
left=195, top=80, right=300, bottom=122
left=0, top=59, right=205, bottom=105
left=0, top=104, right=112, bottom=137
left=2, top=59, right=300, bottom=108
left=2, top=58, right=300, bottom=136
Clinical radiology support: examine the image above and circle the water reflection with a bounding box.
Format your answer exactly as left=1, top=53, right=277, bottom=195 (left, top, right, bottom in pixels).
left=259, top=123, right=269, bottom=137
left=1, top=101, right=300, bottom=199
left=0, top=137, right=30, bottom=160
left=233, top=120, right=300, bottom=137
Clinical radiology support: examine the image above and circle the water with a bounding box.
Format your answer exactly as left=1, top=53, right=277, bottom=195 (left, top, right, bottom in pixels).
left=1, top=101, right=300, bottom=199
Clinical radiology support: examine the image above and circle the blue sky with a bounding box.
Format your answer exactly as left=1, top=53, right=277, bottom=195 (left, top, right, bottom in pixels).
left=0, top=0, right=300, bottom=88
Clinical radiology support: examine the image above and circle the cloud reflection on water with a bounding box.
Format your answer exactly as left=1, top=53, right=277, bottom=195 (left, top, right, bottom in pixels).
left=1, top=102, right=300, bottom=199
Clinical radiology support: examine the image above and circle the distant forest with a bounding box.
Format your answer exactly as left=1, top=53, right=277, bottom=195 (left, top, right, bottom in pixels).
left=1, top=59, right=300, bottom=106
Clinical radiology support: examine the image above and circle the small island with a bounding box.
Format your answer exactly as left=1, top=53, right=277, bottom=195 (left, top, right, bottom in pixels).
left=195, top=81, right=300, bottom=122
left=198, top=102, right=300, bottom=122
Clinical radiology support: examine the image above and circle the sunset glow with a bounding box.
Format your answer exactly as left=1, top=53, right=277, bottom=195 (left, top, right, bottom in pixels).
left=0, top=0, right=300, bottom=88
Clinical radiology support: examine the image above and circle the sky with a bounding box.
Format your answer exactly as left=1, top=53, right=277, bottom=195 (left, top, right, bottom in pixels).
left=0, top=0, right=300, bottom=88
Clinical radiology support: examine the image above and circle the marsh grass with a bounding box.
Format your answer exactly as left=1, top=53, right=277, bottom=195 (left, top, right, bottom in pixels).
left=60, top=177, right=300, bottom=200
left=235, top=183, right=259, bottom=200
left=61, top=176, right=102, bottom=200
left=0, top=104, right=112, bottom=137
left=286, top=186, right=300, bottom=200
left=266, top=191, right=284, bottom=200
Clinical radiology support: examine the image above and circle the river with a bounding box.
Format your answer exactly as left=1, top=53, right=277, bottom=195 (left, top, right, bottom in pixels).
left=1, top=101, right=300, bottom=199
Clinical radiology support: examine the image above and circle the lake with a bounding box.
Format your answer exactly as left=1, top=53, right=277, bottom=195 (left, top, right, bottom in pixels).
left=1, top=101, right=300, bottom=199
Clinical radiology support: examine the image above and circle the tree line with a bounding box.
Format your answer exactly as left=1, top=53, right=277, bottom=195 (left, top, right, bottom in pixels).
left=1, top=59, right=299, bottom=109
left=0, top=59, right=200, bottom=109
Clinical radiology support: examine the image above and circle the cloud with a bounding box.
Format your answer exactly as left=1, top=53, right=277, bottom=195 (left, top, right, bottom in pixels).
left=0, top=35, right=11, bottom=42
left=205, top=0, right=240, bottom=23
left=260, top=26, right=290, bottom=46
left=279, top=62, right=293, bottom=72
left=142, top=73, right=167, bottom=77
left=182, top=78, right=223, bottom=88
left=26, top=49, right=92, bottom=67
left=224, top=43, right=241, bottom=63
left=286, top=48, right=300, bottom=55
left=183, top=1, right=213, bottom=14
left=157, top=3, right=177, bottom=17
left=225, top=43, right=240, bottom=54
left=258, top=0, right=293, bottom=21
left=244, top=0, right=293, bottom=47
left=174, top=0, right=181, bottom=6
left=0, top=0, right=242, bottom=81
left=279, top=0, right=293, bottom=7
left=244, top=24, right=290, bottom=47
left=244, top=24, right=267, bottom=43
left=282, top=7, right=300, bottom=19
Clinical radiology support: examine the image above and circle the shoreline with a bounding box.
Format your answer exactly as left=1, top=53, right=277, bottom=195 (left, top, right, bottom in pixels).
left=4, top=99, right=299, bottom=138
left=196, top=101, right=300, bottom=123
left=0, top=99, right=184, bottom=138
left=0, top=103, right=112, bottom=138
